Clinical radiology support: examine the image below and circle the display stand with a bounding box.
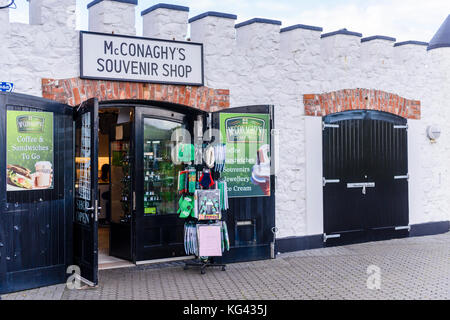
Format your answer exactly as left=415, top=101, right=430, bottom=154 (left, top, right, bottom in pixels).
left=183, top=199, right=228, bottom=275
left=183, top=258, right=226, bottom=274
left=179, top=142, right=229, bottom=275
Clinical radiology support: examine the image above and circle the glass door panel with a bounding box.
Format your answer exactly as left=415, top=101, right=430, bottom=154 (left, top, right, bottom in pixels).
left=73, top=98, right=99, bottom=285
left=143, top=118, right=183, bottom=216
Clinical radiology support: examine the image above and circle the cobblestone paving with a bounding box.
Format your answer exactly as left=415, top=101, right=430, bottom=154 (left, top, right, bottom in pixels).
left=1, top=284, right=66, bottom=300
left=2, top=233, right=449, bottom=300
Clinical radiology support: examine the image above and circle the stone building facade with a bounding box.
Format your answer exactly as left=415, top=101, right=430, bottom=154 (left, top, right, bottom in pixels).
left=0, top=0, right=449, bottom=243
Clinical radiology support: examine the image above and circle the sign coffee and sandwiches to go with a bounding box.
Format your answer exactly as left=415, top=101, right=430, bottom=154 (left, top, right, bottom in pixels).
left=6, top=111, right=54, bottom=191
left=80, top=31, right=204, bottom=86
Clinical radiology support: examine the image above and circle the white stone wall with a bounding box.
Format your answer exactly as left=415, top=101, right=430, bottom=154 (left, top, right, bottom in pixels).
left=0, top=0, right=78, bottom=96
left=88, top=0, right=136, bottom=35
left=190, top=16, right=236, bottom=90
left=143, top=8, right=188, bottom=40
left=0, top=1, right=449, bottom=239
left=0, top=0, right=11, bottom=84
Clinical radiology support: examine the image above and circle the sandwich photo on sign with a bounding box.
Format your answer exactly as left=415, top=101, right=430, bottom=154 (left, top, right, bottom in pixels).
left=7, top=164, right=34, bottom=190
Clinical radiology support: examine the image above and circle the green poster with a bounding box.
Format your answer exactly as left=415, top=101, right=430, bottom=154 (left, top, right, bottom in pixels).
left=6, top=110, right=54, bottom=191
left=220, top=113, right=271, bottom=198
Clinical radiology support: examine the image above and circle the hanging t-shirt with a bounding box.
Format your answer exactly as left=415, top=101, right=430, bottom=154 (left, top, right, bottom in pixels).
left=178, top=144, right=195, bottom=162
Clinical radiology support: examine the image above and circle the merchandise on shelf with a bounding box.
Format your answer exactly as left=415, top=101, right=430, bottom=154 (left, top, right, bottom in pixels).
left=199, top=169, right=215, bottom=189
left=144, top=139, right=180, bottom=215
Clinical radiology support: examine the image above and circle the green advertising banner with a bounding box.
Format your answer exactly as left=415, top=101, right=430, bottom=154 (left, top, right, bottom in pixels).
left=6, top=110, right=54, bottom=191
left=220, top=113, right=271, bottom=198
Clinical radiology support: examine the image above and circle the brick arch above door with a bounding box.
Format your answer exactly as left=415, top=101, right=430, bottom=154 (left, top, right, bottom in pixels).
left=303, top=89, right=421, bottom=120
left=42, top=77, right=230, bottom=112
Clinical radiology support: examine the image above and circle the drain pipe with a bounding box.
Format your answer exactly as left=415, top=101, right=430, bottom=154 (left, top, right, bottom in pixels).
left=270, top=227, right=279, bottom=259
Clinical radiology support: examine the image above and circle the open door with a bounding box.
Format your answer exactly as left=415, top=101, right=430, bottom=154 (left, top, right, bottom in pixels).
left=211, top=105, right=275, bottom=262
left=0, top=92, right=73, bottom=294
left=134, top=106, right=189, bottom=261
left=73, top=98, right=99, bottom=286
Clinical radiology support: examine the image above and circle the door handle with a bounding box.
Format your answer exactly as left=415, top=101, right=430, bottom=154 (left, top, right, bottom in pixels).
left=347, top=182, right=375, bottom=195
left=87, top=207, right=102, bottom=210
left=94, top=200, right=99, bottom=222
left=323, top=178, right=340, bottom=187
left=87, top=201, right=100, bottom=221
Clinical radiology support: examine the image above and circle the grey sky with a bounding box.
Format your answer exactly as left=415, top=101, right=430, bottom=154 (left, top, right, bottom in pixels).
left=8, top=0, right=450, bottom=42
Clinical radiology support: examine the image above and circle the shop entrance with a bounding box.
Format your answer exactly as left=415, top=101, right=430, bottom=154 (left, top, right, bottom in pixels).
left=0, top=92, right=276, bottom=293
left=96, top=104, right=196, bottom=265
left=96, top=105, right=135, bottom=270
left=322, top=110, right=409, bottom=246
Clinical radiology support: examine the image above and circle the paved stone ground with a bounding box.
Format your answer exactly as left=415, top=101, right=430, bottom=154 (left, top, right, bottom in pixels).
left=2, top=233, right=449, bottom=300
left=1, top=283, right=66, bottom=300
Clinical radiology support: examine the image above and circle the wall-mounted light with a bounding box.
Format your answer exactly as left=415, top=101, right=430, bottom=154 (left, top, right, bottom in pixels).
left=426, top=125, right=441, bottom=143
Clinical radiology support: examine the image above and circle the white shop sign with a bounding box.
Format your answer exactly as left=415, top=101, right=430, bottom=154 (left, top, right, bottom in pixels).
left=80, top=31, right=204, bottom=86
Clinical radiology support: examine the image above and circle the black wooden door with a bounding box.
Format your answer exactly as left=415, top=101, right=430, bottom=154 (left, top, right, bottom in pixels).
left=73, top=98, right=99, bottom=285
left=134, top=106, right=189, bottom=261
left=323, top=110, right=409, bottom=246
left=0, top=92, right=73, bottom=294
left=364, top=111, right=409, bottom=239
left=322, top=111, right=366, bottom=242
left=212, top=105, right=275, bottom=263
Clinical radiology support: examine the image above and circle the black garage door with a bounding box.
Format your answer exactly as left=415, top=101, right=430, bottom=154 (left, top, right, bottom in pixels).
left=323, top=110, right=409, bottom=246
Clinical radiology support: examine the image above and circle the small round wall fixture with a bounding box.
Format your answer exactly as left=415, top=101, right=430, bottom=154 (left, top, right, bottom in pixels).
left=426, top=125, right=441, bottom=143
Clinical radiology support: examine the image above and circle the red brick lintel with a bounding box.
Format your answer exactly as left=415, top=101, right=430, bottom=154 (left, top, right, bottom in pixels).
left=304, top=89, right=421, bottom=120
left=42, top=78, right=230, bottom=112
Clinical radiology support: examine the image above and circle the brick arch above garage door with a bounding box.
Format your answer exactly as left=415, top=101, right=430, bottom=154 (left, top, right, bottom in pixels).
left=304, top=89, right=421, bottom=120
left=42, top=77, right=230, bottom=112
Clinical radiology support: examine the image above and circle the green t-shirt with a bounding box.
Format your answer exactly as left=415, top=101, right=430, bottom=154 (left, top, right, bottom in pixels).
left=178, top=144, right=195, bottom=162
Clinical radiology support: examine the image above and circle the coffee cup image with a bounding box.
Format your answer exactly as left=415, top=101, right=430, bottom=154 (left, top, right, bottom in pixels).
left=34, top=161, right=53, bottom=189
left=251, top=144, right=271, bottom=196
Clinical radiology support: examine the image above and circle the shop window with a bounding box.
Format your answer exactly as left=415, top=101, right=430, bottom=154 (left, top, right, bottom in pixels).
left=143, top=118, right=183, bottom=216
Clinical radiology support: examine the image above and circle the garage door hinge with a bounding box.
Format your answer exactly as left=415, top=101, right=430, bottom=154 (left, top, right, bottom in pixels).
left=323, top=178, right=340, bottom=187
left=323, top=233, right=341, bottom=243
left=323, top=122, right=339, bottom=130
left=393, top=124, right=408, bottom=130
left=394, top=174, right=409, bottom=181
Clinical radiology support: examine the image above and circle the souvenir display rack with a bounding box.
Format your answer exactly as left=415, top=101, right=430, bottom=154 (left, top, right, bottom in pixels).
left=179, top=142, right=229, bottom=275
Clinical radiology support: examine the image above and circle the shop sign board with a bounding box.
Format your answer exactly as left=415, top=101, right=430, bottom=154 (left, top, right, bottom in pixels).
left=220, top=113, right=271, bottom=198
left=6, top=110, right=54, bottom=191
left=80, top=31, right=204, bottom=86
